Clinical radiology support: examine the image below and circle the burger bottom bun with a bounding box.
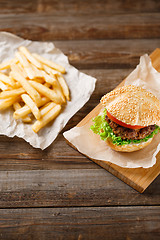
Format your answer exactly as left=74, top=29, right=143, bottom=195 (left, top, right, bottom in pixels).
left=106, top=137, right=153, bottom=152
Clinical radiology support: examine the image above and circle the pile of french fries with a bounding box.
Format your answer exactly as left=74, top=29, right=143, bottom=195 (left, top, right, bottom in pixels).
left=0, top=46, right=70, bottom=133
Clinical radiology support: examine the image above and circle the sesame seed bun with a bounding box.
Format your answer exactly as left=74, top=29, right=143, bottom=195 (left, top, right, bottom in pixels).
left=101, top=85, right=160, bottom=127
left=106, top=137, right=153, bottom=152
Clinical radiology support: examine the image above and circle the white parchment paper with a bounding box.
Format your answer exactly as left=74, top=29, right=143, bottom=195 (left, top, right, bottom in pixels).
left=64, top=54, right=160, bottom=168
left=0, top=32, right=96, bottom=149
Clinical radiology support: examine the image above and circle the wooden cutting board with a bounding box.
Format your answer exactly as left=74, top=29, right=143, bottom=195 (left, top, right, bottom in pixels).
left=66, top=48, right=160, bottom=193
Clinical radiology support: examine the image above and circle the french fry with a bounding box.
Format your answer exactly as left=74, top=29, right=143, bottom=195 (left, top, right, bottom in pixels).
left=32, top=104, right=61, bottom=133
left=0, top=97, right=19, bottom=110
left=0, top=45, right=70, bottom=133
left=56, top=88, right=66, bottom=103
left=49, top=72, right=66, bottom=103
left=0, top=72, right=15, bottom=86
left=13, top=97, right=49, bottom=119
left=31, top=65, right=43, bottom=78
left=43, top=65, right=65, bottom=102
left=9, top=75, right=21, bottom=89
left=39, top=102, right=56, bottom=116
left=13, top=102, right=31, bottom=123
left=0, top=58, right=18, bottom=70
left=44, top=82, right=51, bottom=88
left=43, top=64, right=59, bottom=77
left=52, top=82, right=66, bottom=103
left=0, top=80, right=9, bottom=91
left=29, top=80, right=63, bottom=104
left=0, top=87, right=25, bottom=99
left=15, top=51, right=36, bottom=79
left=33, top=78, right=44, bottom=84
left=21, top=94, right=41, bottom=120
left=43, top=68, right=65, bottom=102
left=42, top=65, right=59, bottom=84
left=57, top=74, right=70, bottom=101
left=41, top=70, right=56, bottom=85
left=17, top=62, right=28, bottom=78
left=11, top=64, right=41, bottom=104
left=19, top=46, right=42, bottom=69
left=33, top=53, right=65, bottom=74
left=43, top=64, right=54, bottom=75
left=0, top=59, right=12, bottom=70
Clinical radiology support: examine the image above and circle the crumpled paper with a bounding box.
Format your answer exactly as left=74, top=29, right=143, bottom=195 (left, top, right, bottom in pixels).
left=64, top=54, right=160, bottom=168
left=0, top=32, right=96, bottom=149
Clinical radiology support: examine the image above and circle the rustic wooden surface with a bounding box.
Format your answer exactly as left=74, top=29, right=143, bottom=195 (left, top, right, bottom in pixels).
left=0, top=0, right=160, bottom=239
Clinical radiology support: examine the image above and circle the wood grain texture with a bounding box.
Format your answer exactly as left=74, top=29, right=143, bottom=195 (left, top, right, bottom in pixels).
left=1, top=0, right=160, bottom=14
left=0, top=13, right=160, bottom=40
left=0, top=206, right=159, bottom=240
left=0, top=167, right=160, bottom=208
left=54, top=39, right=160, bottom=69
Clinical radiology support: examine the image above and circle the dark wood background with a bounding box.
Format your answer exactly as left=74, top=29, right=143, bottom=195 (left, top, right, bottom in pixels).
left=0, top=0, right=160, bottom=239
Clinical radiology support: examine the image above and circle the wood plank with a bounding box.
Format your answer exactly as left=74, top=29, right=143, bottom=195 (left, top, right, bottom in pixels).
left=0, top=133, right=93, bottom=170
left=1, top=0, right=160, bottom=14
left=0, top=206, right=159, bottom=239
left=66, top=49, right=160, bottom=193
left=0, top=168, right=159, bottom=208
left=54, top=39, right=160, bottom=69
left=0, top=0, right=36, bottom=14
left=0, top=13, right=160, bottom=40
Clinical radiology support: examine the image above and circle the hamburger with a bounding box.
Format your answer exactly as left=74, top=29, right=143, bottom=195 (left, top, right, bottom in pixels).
left=90, top=85, right=160, bottom=152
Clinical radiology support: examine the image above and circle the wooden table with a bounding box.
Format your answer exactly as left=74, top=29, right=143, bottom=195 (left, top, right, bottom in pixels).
left=0, top=1, right=160, bottom=239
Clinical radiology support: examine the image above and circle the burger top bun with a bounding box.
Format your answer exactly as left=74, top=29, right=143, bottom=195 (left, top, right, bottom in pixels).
left=101, top=85, right=160, bottom=127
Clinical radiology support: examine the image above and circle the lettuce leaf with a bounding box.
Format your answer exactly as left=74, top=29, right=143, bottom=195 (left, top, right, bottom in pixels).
left=90, top=109, right=160, bottom=146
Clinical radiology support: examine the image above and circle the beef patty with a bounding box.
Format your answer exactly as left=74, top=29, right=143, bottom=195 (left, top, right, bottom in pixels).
left=105, top=115, right=155, bottom=140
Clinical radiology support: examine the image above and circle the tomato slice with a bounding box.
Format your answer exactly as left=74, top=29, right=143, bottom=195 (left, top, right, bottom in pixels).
left=106, top=111, right=146, bottom=129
